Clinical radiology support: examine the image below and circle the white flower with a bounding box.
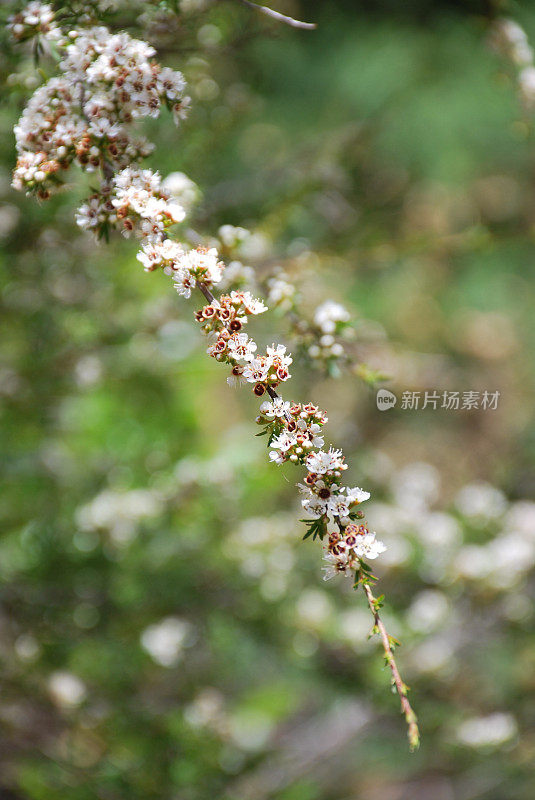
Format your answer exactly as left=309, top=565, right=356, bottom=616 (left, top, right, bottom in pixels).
left=218, top=224, right=250, bottom=248
left=157, top=67, right=186, bottom=101
left=296, top=418, right=324, bottom=449
left=322, top=552, right=351, bottom=580
left=178, top=247, right=225, bottom=284
left=301, top=494, right=327, bottom=518
left=243, top=358, right=270, bottom=384
left=161, top=171, right=200, bottom=211
left=456, top=713, right=517, bottom=748
left=313, top=300, right=350, bottom=334
left=300, top=482, right=347, bottom=519
left=173, top=95, right=191, bottom=124
left=270, top=430, right=298, bottom=453
left=352, top=532, right=386, bottom=560
left=266, top=343, right=293, bottom=369
left=8, top=2, right=60, bottom=42
left=267, top=276, right=296, bottom=309
left=172, top=268, right=197, bottom=299
left=137, top=237, right=183, bottom=271
left=230, top=291, right=267, bottom=315
left=344, top=486, right=371, bottom=505
left=306, top=448, right=346, bottom=475
left=166, top=202, right=186, bottom=223
left=227, top=366, right=246, bottom=388
left=455, top=482, right=507, bottom=521
left=327, top=495, right=351, bottom=518
left=259, top=398, right=291, bottom=419
left=227, top=332, right=257, bottom=362
left=108, top=169, right=185, bottom=238
left=218, top=260, right=255, bottom=290
left=75, top=196, right=105, bottom=230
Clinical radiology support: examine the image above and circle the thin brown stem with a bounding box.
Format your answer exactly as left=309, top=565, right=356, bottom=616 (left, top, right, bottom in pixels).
left=230, top=0, right=316, bottom=30
left=196, top=280, right=216, bottom=304
left=266, top=385, right=280, bottom=400
left=361, top=581, right=420, bottom=750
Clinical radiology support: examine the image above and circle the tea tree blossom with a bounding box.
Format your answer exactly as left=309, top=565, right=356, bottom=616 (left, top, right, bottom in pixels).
left=314, top=300, right=351, bottom=333
left=11, top=13, right=188, bottom=203
left=9, top=2, right=419, bottom=751
left=8, top=1, right=59, bottom=42
left=263, top=269, right=356, bottom=374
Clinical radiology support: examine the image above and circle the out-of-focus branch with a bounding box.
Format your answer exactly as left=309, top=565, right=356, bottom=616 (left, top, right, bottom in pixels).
left=230, top=0, right=316, bottom=30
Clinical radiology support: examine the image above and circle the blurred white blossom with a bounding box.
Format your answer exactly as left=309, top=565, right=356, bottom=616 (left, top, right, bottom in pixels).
left=141, top=617, right=192, bottom=667
left=456, top=712, right=517, bottom=748
left=48, top=671, right=87, bottom=707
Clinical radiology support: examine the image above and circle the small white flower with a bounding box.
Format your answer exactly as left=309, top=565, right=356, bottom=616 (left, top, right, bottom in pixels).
left=227, top=333, right=257, bottom=362
left=344, top=486, right=371, bottom=505
left=259, top=398, right=291, bottom=419
left=314, top=300, right=350, bottom=334
left=231, top=291, right=267, bottom=315
left=161, top=171, right=200, bottom=210
left=270, top=430, right=298, bottom=454
left=322, top=552, right=350, bottom=580
left=218, top=224, right=250, bottom=248
left=266, top=343, right=293, bottom=369
left=172, top=268, right=197, bottom=298
left=178, top=247, right=224, bottom=284
left=243, top=358, right=270, bottom=384
left=227, top=366, right=246, bottom=388
left=267, top=276, right=296, bottom=309
left=75, top=196, right=104, bottom=230
left=353, top=532, right=386, bottom=560
left=306, top=448, right=346, bottom=475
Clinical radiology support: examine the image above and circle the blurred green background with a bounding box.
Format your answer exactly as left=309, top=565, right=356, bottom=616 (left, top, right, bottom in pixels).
left=1, top=1, right=534, bottom=798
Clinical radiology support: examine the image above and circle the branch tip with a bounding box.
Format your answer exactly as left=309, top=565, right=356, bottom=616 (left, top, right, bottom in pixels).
left=234, top=0, right=316, bottom=30
left=361, top=580, right=420, bottom=751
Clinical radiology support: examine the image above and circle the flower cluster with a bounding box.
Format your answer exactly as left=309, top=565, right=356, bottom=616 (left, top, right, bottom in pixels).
left=257, top=401, right=327, bottom=463
left=208, top=331, right=291, bottom=395
left=323, top=524, right=386, bottom=579
left=267, top=274, right=298, bottom=311
left=254, top=396, right=385, bottom=576
left=193, top=292, right=293, bottom=394
left=308, top=299, right=352, bottom=363
left=8, top=1, right=59, bottom=42
left=77, top=167, right=185, bottom=240
left=11, top=9, right=188, bottom=198
left=300, top=448, right=385, bottom=575
left=314, top=300, right=351, bottom=334
left=206, top=236, right=367, bottom=382
left=265, top=270, right=354, bottom=373
left=490, top=18, right=535, bottom=110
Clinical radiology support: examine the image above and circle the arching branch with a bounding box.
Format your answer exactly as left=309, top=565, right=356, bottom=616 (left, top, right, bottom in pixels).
left=231, top=0, right=316, bottom=30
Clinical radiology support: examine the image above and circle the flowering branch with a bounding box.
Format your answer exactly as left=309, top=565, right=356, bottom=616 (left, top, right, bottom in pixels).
left=8, top=1, right=417, bottom=749
left=217, top=249, right=377, bottom=383
left=230, top=0, right=316, bottom=30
